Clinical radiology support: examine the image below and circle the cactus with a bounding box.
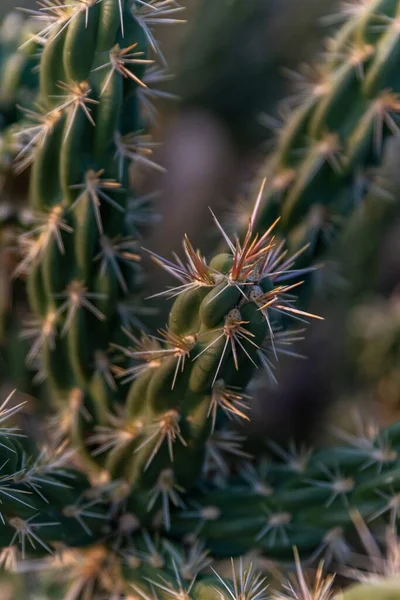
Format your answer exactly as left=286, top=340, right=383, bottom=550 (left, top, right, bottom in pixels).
left=0, top=12, right=42, bottom=190
left=12, top=0, right=325, bottom=532
left=0, top=12, right=40, bottom=128
left=15, top=0, right=173, bottom=436
left=3, top=1, right=400, bottom=598
left=240, top=0, right=400, bottom=289
left=168, top=416, right=400, bottom=563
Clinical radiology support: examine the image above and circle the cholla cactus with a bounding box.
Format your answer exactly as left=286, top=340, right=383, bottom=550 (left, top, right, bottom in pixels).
left=0, top=12, right=42, bottom=191
left=12, top=0, right=323, bottom=537
left=3, top=1, right=400, bottom=598
left=15, top=0, right=178, bottom=444
left=0, top=12, right=40, bottom=128
left=243, top=0, right=400, bottom=281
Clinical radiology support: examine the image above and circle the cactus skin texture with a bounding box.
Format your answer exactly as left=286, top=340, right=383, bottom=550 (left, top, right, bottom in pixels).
left=246, top=0, right=400, bottom=280
left=339, top=578, right=400, bottom=600
left=0, top=392, right=109, bottom=556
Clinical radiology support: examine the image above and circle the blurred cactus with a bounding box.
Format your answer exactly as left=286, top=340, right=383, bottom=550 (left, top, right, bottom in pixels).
left=0, top=11, right=40, bottom=127
left=177, top=0, right=337, bottom=148
left=170, top=416, right=400, bottom=563
left=239, top=0, right=400, bottom=296
left=0, top=14, right=43, bottom=392
left=0, top=12, right=41, bottom=191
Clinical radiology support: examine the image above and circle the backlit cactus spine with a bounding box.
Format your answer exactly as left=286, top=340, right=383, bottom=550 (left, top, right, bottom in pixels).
left=245, top=0, right=400, bottom=275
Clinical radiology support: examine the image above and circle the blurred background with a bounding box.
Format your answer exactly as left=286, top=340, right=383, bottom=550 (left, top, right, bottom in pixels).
left=3, top=0, right=400, bottom=453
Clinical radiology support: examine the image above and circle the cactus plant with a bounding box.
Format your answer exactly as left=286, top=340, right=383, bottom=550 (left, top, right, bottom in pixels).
left=14, top=0, right=171, bottom=404
left=236, top=0, right=400, bottom=293
left=0, top=11, right=42, bottom=190
left=0, top=17, right=41, bottom=396
left=3, top=1, right=400, bottom=599
left=12, top=0, right=324, bottom=538
left=0, top=11, right=40, bottom=129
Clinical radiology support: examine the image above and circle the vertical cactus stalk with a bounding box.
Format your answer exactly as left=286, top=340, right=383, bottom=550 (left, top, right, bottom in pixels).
left=92, top=184, right=323, bottom=530
left=0, top=13, right=41, bottom=189
left=239, top=0, right=400, bottom=285
left=15, top=0, right=179, bottom=469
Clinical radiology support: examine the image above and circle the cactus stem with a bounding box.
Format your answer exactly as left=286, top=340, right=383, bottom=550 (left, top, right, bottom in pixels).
left=211, top=558, right=270, bottom=600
